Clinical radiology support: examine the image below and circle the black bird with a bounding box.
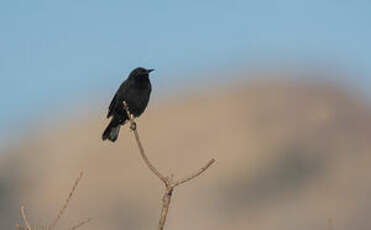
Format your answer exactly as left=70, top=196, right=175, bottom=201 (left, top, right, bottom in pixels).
left=102, top=67, right=154, bottom=142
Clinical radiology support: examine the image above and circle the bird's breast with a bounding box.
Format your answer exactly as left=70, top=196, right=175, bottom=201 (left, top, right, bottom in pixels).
left=124, top=84, right=151, bottom=117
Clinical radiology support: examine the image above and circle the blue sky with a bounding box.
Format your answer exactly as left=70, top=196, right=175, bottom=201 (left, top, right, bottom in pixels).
left=1, top=0, right=371, bottom=144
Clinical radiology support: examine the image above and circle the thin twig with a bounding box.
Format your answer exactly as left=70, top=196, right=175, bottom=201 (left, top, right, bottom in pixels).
left=17, top=173, right=89, bottom=230
left=21, top=206, right=32, bottom=230
left=67, top=217, right=92, bottom=230
left=173, top=158, right=216, bottom=187
left=123, top=101, right=168, bottom=184
left=49, top=171, right=84, bottom=229
left=122, top=101, right=216, bottom=230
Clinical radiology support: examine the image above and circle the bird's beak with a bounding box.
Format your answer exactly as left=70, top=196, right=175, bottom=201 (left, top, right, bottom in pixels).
left=147, top=69, right=155, bottom=73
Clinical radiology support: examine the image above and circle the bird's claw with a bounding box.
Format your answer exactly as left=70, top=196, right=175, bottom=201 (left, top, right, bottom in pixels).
left=130, top=121, right=137, bottom=131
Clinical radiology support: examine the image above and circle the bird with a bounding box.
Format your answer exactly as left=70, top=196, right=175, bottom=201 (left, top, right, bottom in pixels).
left=102, top=67, right=154, bottom=142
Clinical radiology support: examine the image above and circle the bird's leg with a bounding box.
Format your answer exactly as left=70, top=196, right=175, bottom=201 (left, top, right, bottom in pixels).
left=122, top=101, right=137, bottom=131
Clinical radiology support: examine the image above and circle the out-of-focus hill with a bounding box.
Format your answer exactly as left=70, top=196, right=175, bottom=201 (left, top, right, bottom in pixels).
left=1, top=79, right=371, bottom=230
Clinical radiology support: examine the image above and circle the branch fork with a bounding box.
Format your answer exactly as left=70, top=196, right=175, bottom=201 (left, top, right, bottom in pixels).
left=122, top=101, right=215, bottom=230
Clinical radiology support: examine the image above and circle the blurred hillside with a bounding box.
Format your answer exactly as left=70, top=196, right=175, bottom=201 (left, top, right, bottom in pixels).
left=1, top=77, right=371, bottom=230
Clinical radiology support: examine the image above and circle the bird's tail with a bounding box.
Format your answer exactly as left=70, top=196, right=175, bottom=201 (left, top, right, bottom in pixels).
left=102, top=118, right=121, bottom=142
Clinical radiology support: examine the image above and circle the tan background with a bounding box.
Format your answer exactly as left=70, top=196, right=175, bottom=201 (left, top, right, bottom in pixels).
left=1, top=73, right=371, bottom=230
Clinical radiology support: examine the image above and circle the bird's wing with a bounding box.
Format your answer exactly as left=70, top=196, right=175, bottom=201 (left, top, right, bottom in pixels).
left=107, top=93, right=117, bottom=118
left=107, top=79, right=130, bottom=118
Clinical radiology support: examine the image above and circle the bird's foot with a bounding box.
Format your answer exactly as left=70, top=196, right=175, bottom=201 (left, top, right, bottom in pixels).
left=130, top=121, right=137, bottom=131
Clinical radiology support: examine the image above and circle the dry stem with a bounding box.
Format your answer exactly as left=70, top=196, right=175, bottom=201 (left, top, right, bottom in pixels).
left=123, top=101, right=216, bottom=230
left=49, top=171, right=84, bottom=229
left=67, top=217, right=92, bottom=230
left=17, top=172, right=90, bottom=230
left=123, top=101, right=168, bottom=184
left=20, top=206, right=32, bottom=230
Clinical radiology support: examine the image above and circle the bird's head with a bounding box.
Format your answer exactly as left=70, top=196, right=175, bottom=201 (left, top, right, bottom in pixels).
left=129, top=67, right=154, bottom=80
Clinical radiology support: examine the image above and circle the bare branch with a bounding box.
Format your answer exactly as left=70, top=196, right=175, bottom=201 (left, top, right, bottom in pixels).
left=157, top=187, right=173, bottom=230
left=123, top=101, right=168, bottom=184
left=67, top=217, right=92, bottom=230
left=17, top=172, right=90, bottom=230
left=122, top=101, right=215, bottom=230
left=20, top=206, right=32, bottom=230
left=173, top=158, right=215, bottom=187
left=155, top=158, right=215, bottom=230
left=49, top=171, right=84, bottom=229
